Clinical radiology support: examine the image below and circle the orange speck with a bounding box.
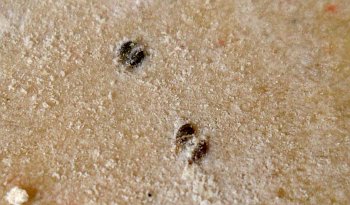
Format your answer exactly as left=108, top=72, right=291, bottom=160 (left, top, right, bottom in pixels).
left=325, top=4, right=337, bottom=13
left=218, top=39, right=225, bottom=47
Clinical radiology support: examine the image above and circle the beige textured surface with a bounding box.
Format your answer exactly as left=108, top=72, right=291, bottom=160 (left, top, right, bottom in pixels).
left=1, top=0, right=350, bottom=204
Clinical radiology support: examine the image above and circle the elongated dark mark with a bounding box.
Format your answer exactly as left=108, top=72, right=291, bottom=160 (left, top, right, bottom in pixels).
left=189, top=139, right=209, bottom=164
left=176, top=123, right=195, bottom=138
left=175, top=123, right=196, bottom=154
left=174, top=122, right=209, bottom=164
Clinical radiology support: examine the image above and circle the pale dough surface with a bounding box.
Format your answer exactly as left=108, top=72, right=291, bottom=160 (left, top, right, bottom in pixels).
left=0, top=0, right=349, bottom=204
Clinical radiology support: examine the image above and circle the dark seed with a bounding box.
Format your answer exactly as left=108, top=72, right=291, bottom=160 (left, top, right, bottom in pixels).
left=118, top=40, right=146, bottom=68
left=175, top=123, right=196, bottom=154
left=189, top=139, right=208, bottom=164
left=128, top=49, right=145, bottom=67
left=119, top=41, right=135, bottom=61
left=147, top=193, right=152, bottom=197
left=176, top=123, right=195, bottom=139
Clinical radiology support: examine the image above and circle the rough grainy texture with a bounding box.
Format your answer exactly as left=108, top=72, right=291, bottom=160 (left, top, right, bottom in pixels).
left=0, top=0, right=349, bottom=204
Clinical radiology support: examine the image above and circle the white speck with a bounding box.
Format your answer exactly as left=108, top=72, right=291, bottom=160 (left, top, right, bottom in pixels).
left=20, top=88, right=27, bottom=95
left=75, top=120, right=82, bottom=130
left=52, top=172, right=61, bottom=180
left=60, top=71, right=65, bottom=77
left=2, top=158, right=12, bottom=166
left=6, top=187, right=29, bottom=205
left=105, top=159, right=117, bottom=169
left=92, top=149, right=100, bottom=160
left=0, top=14, right=10, bottom=39
left=31, top=95, right=37, bottom=101
left=8, top=79, right=16, bottom=91
left=42, top=102, right=49, bottom=108
left=23, top=36, right=33, bottom=49
left=26, top=58, right=33, bottom=65
left=108, top=91, right=113, bottom=100
left=93, top=14, right=105, bottom=24
left=50, top=97, right=59, bottom=105
left=240, top=65, right=245, bottom=71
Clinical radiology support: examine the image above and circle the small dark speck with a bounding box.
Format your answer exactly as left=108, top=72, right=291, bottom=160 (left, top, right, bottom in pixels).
left=148, top=193, right=152, bottom=197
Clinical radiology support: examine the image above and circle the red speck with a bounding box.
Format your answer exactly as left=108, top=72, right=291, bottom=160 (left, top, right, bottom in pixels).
left=325, top=4, right=337, bottom=13
left=218, top=39, right=225, bottom=47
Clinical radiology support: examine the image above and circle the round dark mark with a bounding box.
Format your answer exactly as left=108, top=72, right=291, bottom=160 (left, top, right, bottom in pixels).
left=176, top=123, right=195, bottom=139
left=147, top=192, right=152, bottom=197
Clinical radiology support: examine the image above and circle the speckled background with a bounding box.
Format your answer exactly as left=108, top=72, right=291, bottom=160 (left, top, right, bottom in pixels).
left=0, top=0, right=349, bottom=204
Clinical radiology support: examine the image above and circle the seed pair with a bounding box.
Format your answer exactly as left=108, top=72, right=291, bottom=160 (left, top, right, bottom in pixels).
left=175, top=123, right=209, bottom=165
left=118, top=40, right=145, bottom=68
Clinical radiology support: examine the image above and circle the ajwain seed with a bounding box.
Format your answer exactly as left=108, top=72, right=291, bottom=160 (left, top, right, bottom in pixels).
left=118, top=40, right=146, bottom=68
left=174, top=122, right=210, bottom=165
left=128, top=49, right=145, bottom=66
left=175, top=123, right=196, bottom=154
left=189, top=139, right=208, bottom=164
left=119, top=41, right=134, bottom=58
left=176, top=123, right=195, bottom=139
